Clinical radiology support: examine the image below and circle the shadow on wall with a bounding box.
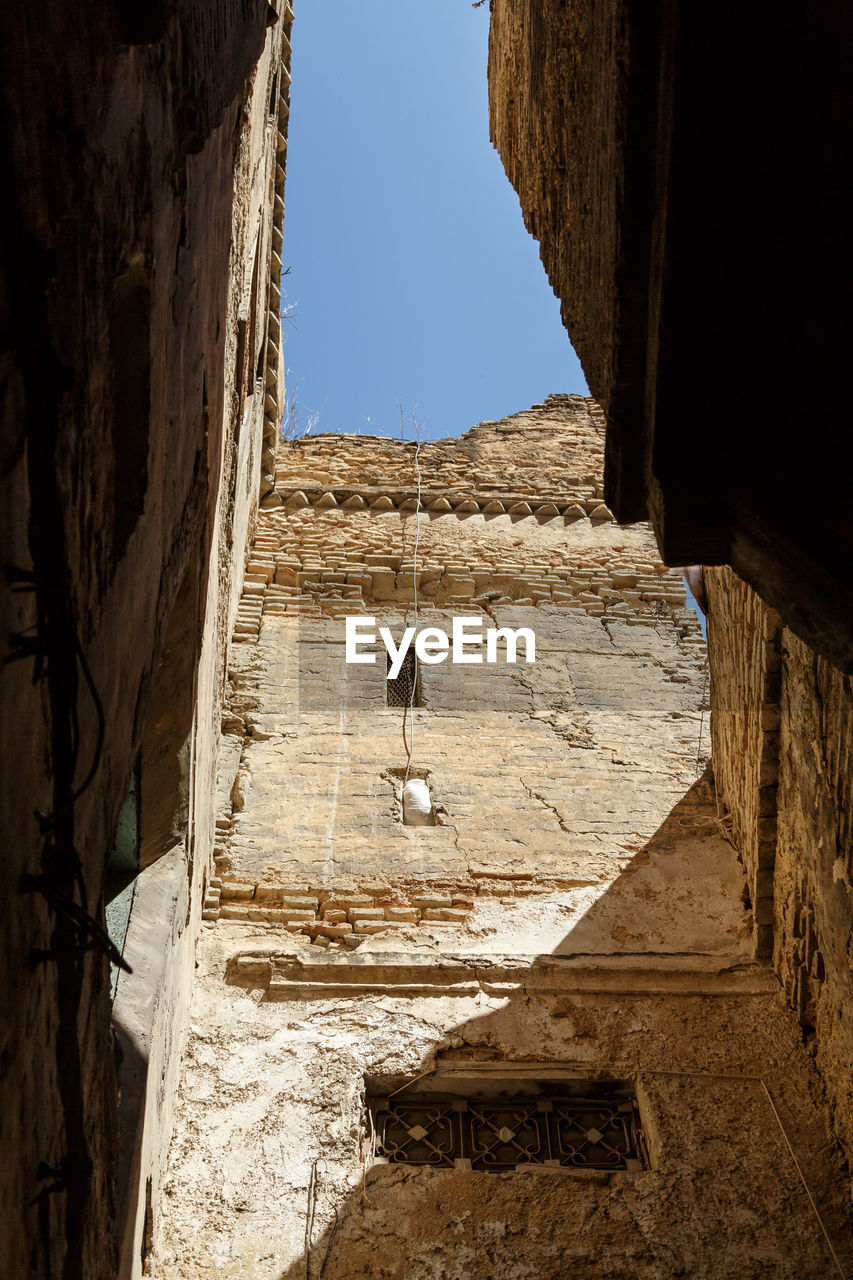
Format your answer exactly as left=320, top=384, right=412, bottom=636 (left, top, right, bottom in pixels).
left=547, top=771, right=748, bottom=959
left=216, top=777, right=851, bottom=1280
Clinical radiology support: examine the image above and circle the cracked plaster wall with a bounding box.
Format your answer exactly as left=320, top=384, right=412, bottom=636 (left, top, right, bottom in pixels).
left=152, top=928, right=852, bottom=1279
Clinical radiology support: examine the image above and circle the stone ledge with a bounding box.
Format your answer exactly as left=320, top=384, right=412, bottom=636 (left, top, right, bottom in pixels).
left=226, top=950, right=777, bottom=999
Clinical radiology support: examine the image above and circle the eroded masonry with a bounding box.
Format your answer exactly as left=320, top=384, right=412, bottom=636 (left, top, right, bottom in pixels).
left=149, top=399, right=851, bottom=1279
left=3, top=4, right=852, bottom=1278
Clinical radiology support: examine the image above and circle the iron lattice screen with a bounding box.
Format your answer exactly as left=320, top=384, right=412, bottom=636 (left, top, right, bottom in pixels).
left=369, top=1089, right=644, bottom=1172
left=386, top=651, right=419, bottom=707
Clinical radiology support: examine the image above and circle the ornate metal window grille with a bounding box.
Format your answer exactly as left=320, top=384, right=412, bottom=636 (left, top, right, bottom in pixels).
left=386, top=650, right=420, bottom=707
left=369, top=1088, right=644, bottom=1173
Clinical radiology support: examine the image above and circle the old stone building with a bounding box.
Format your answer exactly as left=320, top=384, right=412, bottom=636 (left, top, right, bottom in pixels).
left=2, top=4, right=852, bottom=1279
left=487, top=0, right=853, bottom=671
left=487, top=6, right=853, bottom=1267
left=148, top=399, right=850, bottom=1277
left=0, top=3, right=292, bottom=1276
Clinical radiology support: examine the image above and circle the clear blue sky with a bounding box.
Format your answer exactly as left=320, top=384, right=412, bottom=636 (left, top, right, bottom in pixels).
left=281, top=0, right=587, bottom=442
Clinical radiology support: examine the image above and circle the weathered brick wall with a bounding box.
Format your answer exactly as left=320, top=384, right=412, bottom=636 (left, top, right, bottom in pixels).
left=487, top=7, right=623, bottom=412
left=706, top=566, right=853, bottom=1183
left=775, top=632, right=853, bottom=1168
left=149, top=400, right=853, bottom=1277
left=705, top=568, right=781, bottom=955
left=488, top=2, right=853, bottom=678
left=206, top=398, right=723, bottom=954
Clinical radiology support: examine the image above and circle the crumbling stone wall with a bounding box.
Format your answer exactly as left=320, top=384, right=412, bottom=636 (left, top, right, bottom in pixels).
left=776, top=634, right=853, bottom=1171
left=706, top=566, right=853, bottom=1190
left=153, top=930, right=852, bottom=1280
left=706, top=570, right=782, bottom=956
left=487, top=2, right=853, bottom=673
left=146, top=402, right=853, bottom=1276
left=0, top=3, right=291, bottom=1276
left=487, top=7, right=625, bottom=417
left=205, top=398, right=723, bottom=957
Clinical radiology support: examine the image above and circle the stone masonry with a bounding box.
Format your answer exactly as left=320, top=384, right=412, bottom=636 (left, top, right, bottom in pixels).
left=204, top=396, right=723, bottom=953
left=0, top=4, right=292, bottom=1276
left=149, top=399, right=851, bottom=1278
left=707, top=565, right=853, bottom=1193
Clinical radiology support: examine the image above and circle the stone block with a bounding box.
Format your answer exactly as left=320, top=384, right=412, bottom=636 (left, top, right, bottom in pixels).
left=757, top=815, right=778, bottom=843
left=219, top=905, right=249, bottom=920
left=365, top=553, right=401, bottom=569
left=220, top=882, right=255, bottom=900
left=421, top=908, right=468, bottom=923
left=755, top=898, right=775, bottom=927
left=353, top=920, right=393, bottom=934
left=384, top=907, right=419, bottom=923
left=755, top=869, right=775, bottom=901
left=255, top=883, right=310, bottom=899
left=758, top=784, right=778, bottom=817
left=757, top=840, right=777, bottom=870
left=348, top=907, right=385, bottom=922
left=358, top=880, right=393, bottom=896
left=281, top=895, right=319, bottom=911
left=316, top=884, right=359, bottom=900
left=413, top=895, right=453, bottom=909
left=369, top=568, right=396, bottom=598
left=321, top=909, right=348, bottom=924
left=321, top=895, right=373, bottom=913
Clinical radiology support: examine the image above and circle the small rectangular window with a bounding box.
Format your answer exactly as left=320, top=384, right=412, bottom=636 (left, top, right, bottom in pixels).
left=386, top=650, right=421, bottom=707
left=368, top=1078, right=645, bottom=1172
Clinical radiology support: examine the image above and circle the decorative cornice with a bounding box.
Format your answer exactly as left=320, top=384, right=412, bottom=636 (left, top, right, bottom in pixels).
left=275, top=484, right=614, bottom=522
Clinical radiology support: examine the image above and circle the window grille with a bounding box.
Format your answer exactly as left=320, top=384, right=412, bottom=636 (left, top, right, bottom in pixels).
left=368, top=1084, right=644, bottom=1172
left=386, top=650, right=420, bottom=707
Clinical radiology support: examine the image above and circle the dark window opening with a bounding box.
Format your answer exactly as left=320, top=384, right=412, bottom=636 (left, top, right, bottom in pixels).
left=386, top=650, right=421, bottom=707
left=368, top=1077, right=644, bottom=1172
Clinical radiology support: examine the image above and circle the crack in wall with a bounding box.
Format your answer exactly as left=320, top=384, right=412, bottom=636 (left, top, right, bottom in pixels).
left=518, top=777, right=572, bottom=836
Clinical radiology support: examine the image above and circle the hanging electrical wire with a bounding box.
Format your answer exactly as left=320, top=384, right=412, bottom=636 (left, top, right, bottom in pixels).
left=402, top=417, right=421, bottom=784
left=400, top=412, right=432, bottom=825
